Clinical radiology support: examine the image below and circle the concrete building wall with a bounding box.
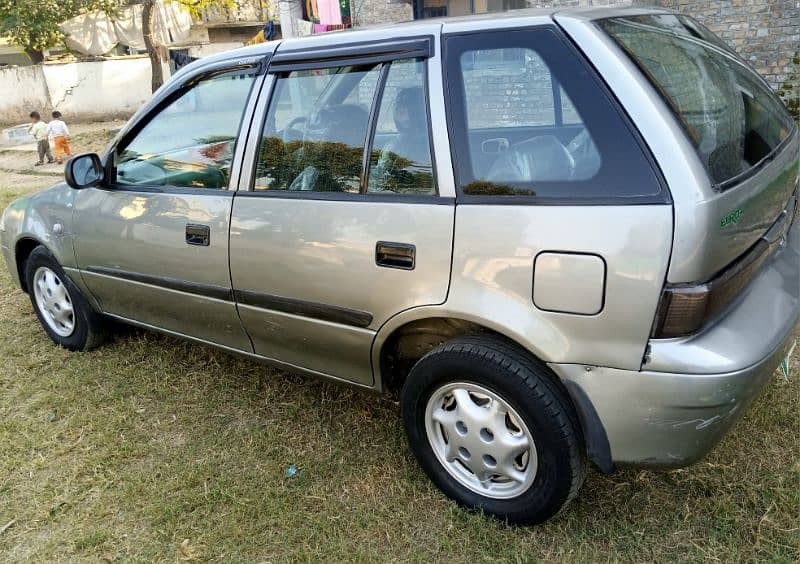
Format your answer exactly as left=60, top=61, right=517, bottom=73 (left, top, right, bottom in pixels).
left=0, top=58, right=151, bottom=125
left=0, top=65, right=51, bottom=124
left=42, top=58, right=152, bottom=119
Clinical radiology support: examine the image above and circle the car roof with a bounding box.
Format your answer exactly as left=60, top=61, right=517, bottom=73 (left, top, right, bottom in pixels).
left=187, top=5, right=671, bottom=71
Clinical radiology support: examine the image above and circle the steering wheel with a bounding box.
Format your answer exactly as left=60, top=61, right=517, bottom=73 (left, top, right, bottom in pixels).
left=282, top=116, right=308, bottom=143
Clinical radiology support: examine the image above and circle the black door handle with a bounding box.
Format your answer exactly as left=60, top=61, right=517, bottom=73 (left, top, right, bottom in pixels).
left=186, top=224, right=210, bottom=246
left=376, top=241, right=415, bottom=270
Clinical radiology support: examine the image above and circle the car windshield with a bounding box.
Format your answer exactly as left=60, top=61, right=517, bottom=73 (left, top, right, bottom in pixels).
left=599, top=14, right=795, bottom=188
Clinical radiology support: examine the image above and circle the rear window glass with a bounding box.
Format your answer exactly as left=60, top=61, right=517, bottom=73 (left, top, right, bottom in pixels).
left=445, top=28, right=663, bottom=201
left=600, top=15, right=795, bottom=187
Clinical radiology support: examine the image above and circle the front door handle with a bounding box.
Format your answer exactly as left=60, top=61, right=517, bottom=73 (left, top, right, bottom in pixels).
left=186, top=224, right=210, bottom=246
left=376, top=241, right=415, bottom=270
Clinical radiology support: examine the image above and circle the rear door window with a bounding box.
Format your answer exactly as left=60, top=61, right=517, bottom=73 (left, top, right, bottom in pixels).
left=253, top=58, right=435, bottom=196
left=255, top=65, right=381, bottom=193
left=444, top=28, right=663, bottom=201
left=599, top=14, right=795, bottom=188
left=367, top=58, right=435, bottom=195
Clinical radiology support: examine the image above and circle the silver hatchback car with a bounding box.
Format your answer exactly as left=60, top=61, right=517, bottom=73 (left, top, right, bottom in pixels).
left=2, top=7, right=798, bottom=524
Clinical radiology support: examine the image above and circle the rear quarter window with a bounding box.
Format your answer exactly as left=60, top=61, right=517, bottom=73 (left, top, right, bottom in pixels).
left=444, top=27, right=665, bottom=203
left=599, top=14, right=796, bottom=188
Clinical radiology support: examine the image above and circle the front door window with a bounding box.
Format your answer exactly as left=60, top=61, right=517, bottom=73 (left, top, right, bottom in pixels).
left=115, top=70, right=258, bottom=189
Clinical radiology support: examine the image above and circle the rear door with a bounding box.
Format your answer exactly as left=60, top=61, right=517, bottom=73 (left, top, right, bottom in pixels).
left=230, top=38, right=455, bottom=386
left=73, top=64, right=262, bottom=350
left=442, top=25, right=674, bottom=370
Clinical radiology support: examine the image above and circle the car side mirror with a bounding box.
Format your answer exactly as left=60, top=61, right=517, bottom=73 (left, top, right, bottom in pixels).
left=65, top=153, right=105, bottom=189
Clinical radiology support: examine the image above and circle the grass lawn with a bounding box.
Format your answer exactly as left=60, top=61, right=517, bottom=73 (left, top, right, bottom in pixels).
left=0, top=174, right=798, bottom=562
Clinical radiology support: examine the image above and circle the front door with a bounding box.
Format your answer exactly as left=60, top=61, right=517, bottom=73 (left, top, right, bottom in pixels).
left=230, top=47, right=455, bottom=385
left=73, top=65, right=261, bottom=350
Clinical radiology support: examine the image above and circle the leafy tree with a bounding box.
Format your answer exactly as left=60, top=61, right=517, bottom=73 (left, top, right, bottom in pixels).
left=0, top=0, right=234, bottom=90
left=0, top=0, right=116, bottom=63
left=133, top=0, right=234, bottom=92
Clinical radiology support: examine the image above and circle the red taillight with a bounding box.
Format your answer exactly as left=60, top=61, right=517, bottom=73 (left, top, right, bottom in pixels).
left=651, top=239, right=770, bottom=338
left=652, top=285, right=709, bottom=338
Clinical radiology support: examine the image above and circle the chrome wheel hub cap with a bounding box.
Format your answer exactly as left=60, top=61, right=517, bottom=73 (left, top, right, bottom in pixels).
left=425, top=382, right=537, bottom=499
left=33, top=266, right=75, bottom=338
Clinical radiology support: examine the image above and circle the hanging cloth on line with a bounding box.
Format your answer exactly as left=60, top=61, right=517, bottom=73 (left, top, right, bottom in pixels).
left=59, top=0, right=192, bottom=56
left=339, top=0, right=351, bottom=25
left=296, top=20, right=314, bottom=37
left=316, top=0, right=342, bottom=26
left=306, top=0, right=319, bottom=21
left=169, top=49, right=198, bottom=71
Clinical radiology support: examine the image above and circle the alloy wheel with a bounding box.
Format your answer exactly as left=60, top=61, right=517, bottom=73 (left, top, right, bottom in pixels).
left=424, top=381, right=537, bottom=499
left=32, top=266, right=75, bottom=337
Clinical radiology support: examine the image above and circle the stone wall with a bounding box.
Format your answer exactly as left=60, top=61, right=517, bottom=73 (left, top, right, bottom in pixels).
left=461, top=50, right=556, bottom=128
left=519, top=0, right=797, bottom=96
left=658, top=0, right=798, bottom=94
left=350, top=0, right=413, bottom=26
left=358, top=0, right=798, bottom=113
left=202, top=0, right=274, bottom=24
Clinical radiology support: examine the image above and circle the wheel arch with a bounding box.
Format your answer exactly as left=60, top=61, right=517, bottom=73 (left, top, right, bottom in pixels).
left=15, top=236, right=47, bottom=293
left=374, top=307, right=555, bottom=393
left=373, top=307, right=614, bottom=473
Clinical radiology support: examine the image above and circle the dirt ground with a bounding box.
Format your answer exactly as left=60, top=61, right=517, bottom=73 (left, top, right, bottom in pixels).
left=0, top=120, right=126, bottom=178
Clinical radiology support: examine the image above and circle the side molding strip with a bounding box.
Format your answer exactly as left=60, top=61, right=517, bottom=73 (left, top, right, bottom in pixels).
left=83, top=266, right=374, bottom=328
left=234, top=289, right=373, bottom=328
left=85, top=266, right=233, bottom=301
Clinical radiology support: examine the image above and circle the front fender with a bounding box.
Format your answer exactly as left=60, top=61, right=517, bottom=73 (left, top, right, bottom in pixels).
left=1, top=182, right=77, bottom=288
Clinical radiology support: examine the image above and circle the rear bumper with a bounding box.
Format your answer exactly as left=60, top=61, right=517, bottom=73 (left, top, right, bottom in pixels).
left=553, top=218, right=800, bottom=469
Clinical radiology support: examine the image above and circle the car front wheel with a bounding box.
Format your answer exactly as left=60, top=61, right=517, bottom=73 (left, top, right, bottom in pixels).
left=25, top=245, right=107, bottom=351
left=401, top=334, right=586, bottom=525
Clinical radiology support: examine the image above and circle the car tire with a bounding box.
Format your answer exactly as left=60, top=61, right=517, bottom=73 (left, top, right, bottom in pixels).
left=401, top=334, right=586, bottom=525
left=24, top=245, right=107, bottom=351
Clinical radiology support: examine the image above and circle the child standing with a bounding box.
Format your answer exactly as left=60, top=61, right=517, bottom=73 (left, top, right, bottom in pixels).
left=28, top=111, right=54, bottom=166
left=49, top=111, right=72, bottom=164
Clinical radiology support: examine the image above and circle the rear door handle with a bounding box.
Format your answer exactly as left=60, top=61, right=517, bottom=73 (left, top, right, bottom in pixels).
left=376, top=241, right=415, bottom=270
left=186, top=224, right=210, bottom=246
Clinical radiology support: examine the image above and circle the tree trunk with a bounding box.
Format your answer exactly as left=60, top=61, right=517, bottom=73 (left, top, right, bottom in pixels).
left=25, top=48, right=45, bottom=64
left=142, top=0, right=164, bottom=93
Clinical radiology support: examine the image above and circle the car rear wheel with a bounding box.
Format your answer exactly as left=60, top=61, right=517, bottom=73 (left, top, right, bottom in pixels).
left=25, top=246, right=107, bottom=351
left=401, top=334, right=586, bottom=524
